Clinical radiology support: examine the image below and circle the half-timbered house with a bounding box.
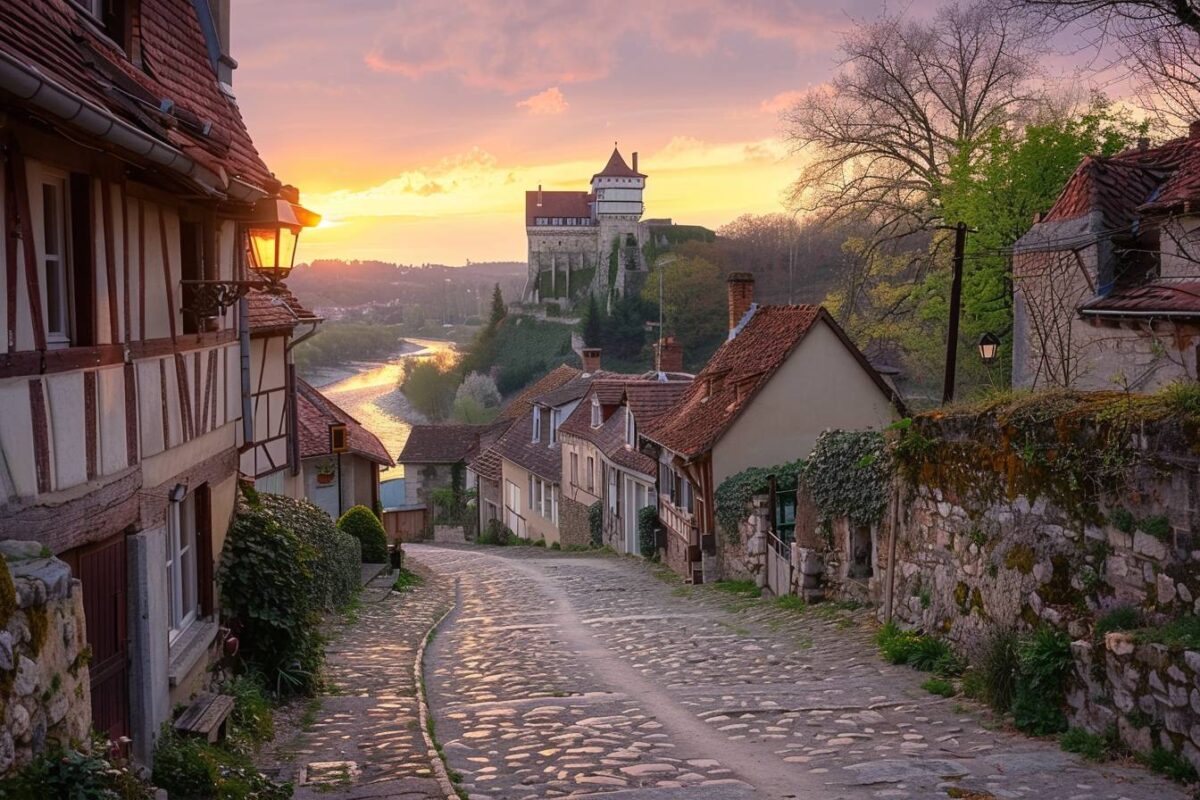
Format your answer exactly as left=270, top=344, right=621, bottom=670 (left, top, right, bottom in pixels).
left=0, top=0, right=317, bottom=764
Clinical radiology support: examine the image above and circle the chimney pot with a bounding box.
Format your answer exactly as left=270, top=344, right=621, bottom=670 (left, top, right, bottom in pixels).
left=582, top=347, right=602, bottom=374
left=632, top=151, right=638, bottom=173
left=537, top=184, right=543, bottom=207
left=1191, top=120, right=1200, bottom=140
left=727, top=272, right=755, bottom=335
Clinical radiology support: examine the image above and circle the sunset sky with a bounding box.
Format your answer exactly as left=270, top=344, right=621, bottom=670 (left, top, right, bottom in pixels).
left=229, top=0, right=1089, bottom=266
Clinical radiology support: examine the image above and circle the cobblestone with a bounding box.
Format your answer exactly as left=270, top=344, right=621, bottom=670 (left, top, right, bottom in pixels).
left=416, top=544, right=1192, bottom=800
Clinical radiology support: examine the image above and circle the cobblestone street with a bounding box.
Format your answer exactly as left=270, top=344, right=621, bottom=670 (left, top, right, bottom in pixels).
left=415, top=544, right=1192, bottom=800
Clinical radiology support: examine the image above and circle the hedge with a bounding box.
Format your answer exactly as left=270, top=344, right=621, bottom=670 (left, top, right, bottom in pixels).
left=337, top=505, right=389, bottom=563
left=256, top=493, right=361, bottom=610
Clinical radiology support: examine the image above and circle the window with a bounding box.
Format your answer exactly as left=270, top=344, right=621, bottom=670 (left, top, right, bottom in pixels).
left=591, top=398, right=601, bottom=428
left=571, top=452, right=579, bottom=486
left=587, top=456, right=595, bottom=491
left=608, top=467, right=618, bottom=513
left=536, top=479, right=545, bottom=516
left=532, top=407, right=541, bottom=443
left=41, top=177, right=70, bottom=346
left=550, top=409, right=560, bottom=444
left=167, top=491, right=198, bottom=639
left=625, top=412, right=635, bottom=447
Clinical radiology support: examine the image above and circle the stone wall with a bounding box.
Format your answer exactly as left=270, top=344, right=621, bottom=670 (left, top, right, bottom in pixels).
left=559, top=496, right=592, bottom=548
left=0, top=541, right=90, bottom=774
left=718, top=496, right=768, bottom=584
left=885, top=397, right=1200, bottom=770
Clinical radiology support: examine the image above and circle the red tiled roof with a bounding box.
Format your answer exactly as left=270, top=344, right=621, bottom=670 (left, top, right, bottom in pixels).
left=592, top=147, right=645, bottom=180
left=468, top=364, right=580, bottom=481
left=643, top=306, right=899, bottom=459
left=1042, top=136, right=1199, bottom=227
left=247, top=287, right=318, bottom=334
left=560, top=379, right=691, bottom=478
left=0, top=0, right=275, bottom=194
left=525, top=191, right=593, bottom=226
left=296, top=379, right=393, bottom=467
left=1078, top=277, right=1200, bottom=319
left=397, top=424, right=484, bottom=465
left=491, top=411, right=561, bottom=483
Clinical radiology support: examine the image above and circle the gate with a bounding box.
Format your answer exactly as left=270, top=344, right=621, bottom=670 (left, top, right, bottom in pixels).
left=79, top=536, right=129, bottom=742
left=764, top=474, right=797, bottom=597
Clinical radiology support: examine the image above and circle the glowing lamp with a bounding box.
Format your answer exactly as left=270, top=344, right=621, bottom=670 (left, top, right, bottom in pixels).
left=978, top=332, right=1001, bottom=365
left=246, top=198, right=304, bottom=282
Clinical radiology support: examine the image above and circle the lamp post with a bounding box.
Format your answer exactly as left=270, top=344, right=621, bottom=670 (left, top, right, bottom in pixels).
left=978, top=332, right=1000, bottom=365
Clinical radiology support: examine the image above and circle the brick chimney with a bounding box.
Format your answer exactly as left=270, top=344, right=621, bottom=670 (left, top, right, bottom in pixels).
left=654, top=335, right=683, bottom=373
left=582, top=347, right=601, bottom=374
left=727, top=272, right=755, bottom=335
left=1191, top=120, right=1200, bottom=140
left=632, top=152, right=639, bottom=173
left=537, top=184, right=543, bottom=207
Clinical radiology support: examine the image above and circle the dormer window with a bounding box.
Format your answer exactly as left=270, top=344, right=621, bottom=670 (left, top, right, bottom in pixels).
left=591, top=398, right=601, bottom=428
left=550, top=408, right=560, bottom=444
left=532, top=407, right=541, bottom=443
left=625, top=411, right=635, bottom=447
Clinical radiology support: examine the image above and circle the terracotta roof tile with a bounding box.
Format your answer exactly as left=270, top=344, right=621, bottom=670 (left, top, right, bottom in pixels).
left=468, top=364, right=580, bottom=481
left=592, top=147, right=645, bottom=179
left=0, top=0, right=275, bottom=193
left=1079, top=277, right=1200, bottom=318
left=397, top=425, right=484, bottom=464
left=296, top=379, right=393, bottom=466
left=247, top=287, right=318, bottom=333
left=525, top=190, right=593, bottom=226
left=560, top=379, right=691, bottom=478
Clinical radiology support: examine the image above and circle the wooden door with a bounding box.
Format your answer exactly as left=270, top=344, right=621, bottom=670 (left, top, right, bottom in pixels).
left=79, top=536, right=130, bottom=742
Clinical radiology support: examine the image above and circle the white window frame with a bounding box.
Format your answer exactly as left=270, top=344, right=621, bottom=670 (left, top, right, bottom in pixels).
left=532, top=408, right=541, bottom=443
left=587, top=456, right=595, bottom=491
left=625, top=411, right=635, bottom=447
left=167, top=492, right=198, bottom=641
left=39, top=173, right=71, bottom=348
left=608, top=466, right=618, bottom=513
left=570, top=452, right=579, bottom=487
left=591, top=398, right=601, bottom=428
left=550, top=408, right=560, bottom=444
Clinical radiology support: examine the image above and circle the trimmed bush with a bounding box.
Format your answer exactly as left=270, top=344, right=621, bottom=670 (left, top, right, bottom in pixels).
left=637, top=506, right=659, bottom=558
left=338, top=505, right=388, bottom=563
left=219, top=505, right=323, bottom=696
left=257, top=493, right=361, bottom=610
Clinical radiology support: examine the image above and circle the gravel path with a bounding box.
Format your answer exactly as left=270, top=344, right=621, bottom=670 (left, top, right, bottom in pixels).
left=415, top=543, right=1191, bottom=800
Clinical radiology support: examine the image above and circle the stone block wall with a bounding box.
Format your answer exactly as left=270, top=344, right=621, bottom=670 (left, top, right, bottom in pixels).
left=0, top=541, right=90, bottom=774
left=559, top=496, right=592, bottom=548
left=718, top=497, right=768, bottom=584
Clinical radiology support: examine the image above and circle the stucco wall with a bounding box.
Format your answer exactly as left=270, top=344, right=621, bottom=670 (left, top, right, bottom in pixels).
left=499, top=460, right=560, bottom=544
left=712, top=319, right=898, bottom=486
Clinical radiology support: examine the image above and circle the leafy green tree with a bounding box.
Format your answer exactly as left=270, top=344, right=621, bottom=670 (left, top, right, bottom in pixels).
left=641, top=257, right=726, bottom=369
left=400, top=357, right=458, bottom=421
left=580, top=293, right=603, bottom=347
left=488, top=283, right=506, bottom=327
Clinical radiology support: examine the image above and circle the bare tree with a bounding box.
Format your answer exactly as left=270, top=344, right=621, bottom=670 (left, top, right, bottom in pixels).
left=782, top=1, right=1047, bottom=240
left=1012, top=0, right=1200, bottom=127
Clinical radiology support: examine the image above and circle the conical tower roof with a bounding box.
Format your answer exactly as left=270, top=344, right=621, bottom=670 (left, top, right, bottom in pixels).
left=592, top=147, right=646, bottom=180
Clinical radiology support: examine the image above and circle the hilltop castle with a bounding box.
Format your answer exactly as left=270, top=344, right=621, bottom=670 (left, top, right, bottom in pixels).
left=524, top=146, right=673, bottom=306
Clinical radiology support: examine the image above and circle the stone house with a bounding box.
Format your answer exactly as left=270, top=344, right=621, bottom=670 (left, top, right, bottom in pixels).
left=296, top=378, right=393, bottom=520
left=395, top=423, right=486, bottom=529
left=641, top=273, right=902, bottom=583
left=559, top=378, right=690, bottom=554
left=0, top=0, right=317, bottom=766
left=1013, top=122, right=1200, bottom=391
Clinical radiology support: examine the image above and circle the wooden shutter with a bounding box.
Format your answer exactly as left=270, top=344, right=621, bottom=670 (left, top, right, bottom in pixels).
left=194, top=483, right=214, bottom=617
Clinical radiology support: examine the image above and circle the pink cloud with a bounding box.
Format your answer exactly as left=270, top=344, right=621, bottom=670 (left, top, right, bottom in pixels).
left=363, top=0, right=833, bottom=92
left=517, top=87, right=569, bottom=115
left=760, top=90, right=806, bottom=114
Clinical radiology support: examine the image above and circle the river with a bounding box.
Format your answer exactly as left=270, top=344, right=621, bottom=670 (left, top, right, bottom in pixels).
left=303, top=337, right=458, bottom=481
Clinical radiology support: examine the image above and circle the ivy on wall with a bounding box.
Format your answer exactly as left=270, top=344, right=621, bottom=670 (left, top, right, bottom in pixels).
left=804, top=429, right=891, bottom=531
left=714, top=460, right=805, bottom=540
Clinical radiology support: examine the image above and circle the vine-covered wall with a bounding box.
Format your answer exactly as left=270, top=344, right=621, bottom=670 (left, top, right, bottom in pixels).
left=891, top=390, right=1200, bottom=770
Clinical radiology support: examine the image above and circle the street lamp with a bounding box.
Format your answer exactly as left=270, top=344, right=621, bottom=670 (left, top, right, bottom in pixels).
left=246, top=198, right=304, bottom=284
left=978, top=332, right=1001, bottom=365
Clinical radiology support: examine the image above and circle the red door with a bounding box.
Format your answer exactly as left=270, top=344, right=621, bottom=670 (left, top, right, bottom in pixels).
left=79, top=536, right=129, bottom=743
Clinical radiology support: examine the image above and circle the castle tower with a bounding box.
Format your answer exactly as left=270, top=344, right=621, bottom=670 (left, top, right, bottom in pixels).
left=591, top=146, right=645, bottom=219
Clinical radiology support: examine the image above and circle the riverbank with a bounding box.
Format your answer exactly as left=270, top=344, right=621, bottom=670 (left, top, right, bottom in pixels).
left=303, top=338, right=452, bottom=389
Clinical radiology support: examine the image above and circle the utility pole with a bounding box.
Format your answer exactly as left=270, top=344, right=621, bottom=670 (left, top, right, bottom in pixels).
left=942, top=221, right=968, bottom=405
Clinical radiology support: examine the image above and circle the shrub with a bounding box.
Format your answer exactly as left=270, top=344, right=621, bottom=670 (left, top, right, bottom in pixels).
left=980, top=629, right=1019, bottom=713
left=337, top=505, right=388, bottom=563
left=876, top=622, right=921, bottom=664
left=1142, top=746, right=1199, bottom=783
left=637, top=506, right=659, bottom=558
left=588, top=501, right=603, bottom=548
left=478, top=519, right=512, bottom=546
left=256, top=494, right=360, bottom=611
left=922, top=677, right=955, bottom=697
left=220, top=672, right=275, bottom=746
left=1012, top=627, right=1073, bottom=735
left=908, top=636, right=953, bottom=672
left=1060, top=726, right=1121, bottom=762
left=0, top=740, right=151, bottom=800
left=219, top=507, right=323, bottom=696
left=1094, top=605, right=1139, bottom=639
left=152, top=728, right=292, bottom=800
left=1134, top=614, right=1200, bottom=651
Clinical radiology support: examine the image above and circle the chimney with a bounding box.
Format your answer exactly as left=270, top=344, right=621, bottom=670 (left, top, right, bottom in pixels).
left=206, top=0, right=236, bottom=88
left=1191, top=120, right=1200, bottom=140
left=537, top=184, right=543, bottom=207
left=654, top=335, right=683, bottom=373
left=632, top=151, right=638, bottom=173
left=582, top=347, right=601, bottom=374
left=727, top=272, right=755, bottom=335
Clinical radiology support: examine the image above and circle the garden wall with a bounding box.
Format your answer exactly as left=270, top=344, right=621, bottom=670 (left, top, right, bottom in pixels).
left=0, top=541, right=91, bottom=774
left=888, top=392, right=1200, bottom=770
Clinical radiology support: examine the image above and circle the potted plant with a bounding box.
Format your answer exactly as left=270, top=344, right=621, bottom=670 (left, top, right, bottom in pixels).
left=315, top=460, right=336, bottom=486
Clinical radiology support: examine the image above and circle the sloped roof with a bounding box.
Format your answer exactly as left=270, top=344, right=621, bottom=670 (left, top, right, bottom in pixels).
left=492, top=411, right=560, bottom=483
left=296, top=379, right=393, bottom=467
left=247, top=288, right=319, bottom=334
left=643, top=306, right=900, bottom=459
left=525, top=190, right=593, bottom=225
left=1078, top=277, right=1200, bottom=319
left=592, top=147, right=646, bottom=180
left=468, top=364, right=580, bottom=482
left=0, top=0, right=275, bottom=194
left=398, top=424, right=483, bottom=465
left=559, top=379, right=691, bottom=478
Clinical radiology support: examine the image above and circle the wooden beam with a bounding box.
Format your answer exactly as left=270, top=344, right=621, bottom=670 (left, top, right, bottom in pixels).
left=4, top=137, right=18, bottom=350
left=157, top=206, right=176, bottom=340
left=10, top=142, right=46, bottom=351
left=29, top=378, right=51, bottom=493
left=100, top=178, right=119, bottom=343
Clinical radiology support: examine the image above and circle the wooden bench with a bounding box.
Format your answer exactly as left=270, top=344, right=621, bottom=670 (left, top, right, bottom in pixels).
left=173, top=692, right=235, bottom=744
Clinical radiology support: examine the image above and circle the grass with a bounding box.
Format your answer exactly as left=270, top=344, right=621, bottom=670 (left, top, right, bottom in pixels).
left=1141, top=746, right=1199, bottom=783
left=776, top=595, right=807, bottom=612
left=1134, top=615, right=1200, bottom=651
left=393, top=568, right=423, bottom=593
left=922, top=677, right=956, bottom=697
left=713, top=579, right=761, bottom=598
left=1094, top=605, right=1139, bottom=639
left=1060, top=726, right=1122, bottom=762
